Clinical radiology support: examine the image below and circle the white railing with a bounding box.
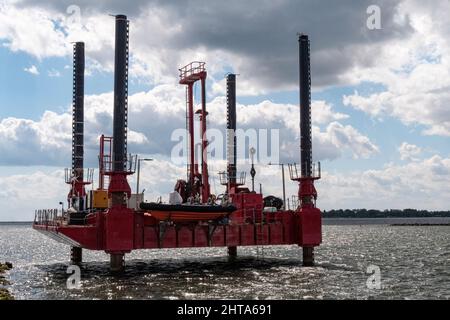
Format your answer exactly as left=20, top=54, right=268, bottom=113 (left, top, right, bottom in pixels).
left=101, top=154, right=137, bottom=174
left=218, top=171, right=246, bottom=186
left=34, top=209, right=66, bottom=227
left=179, top=61, right=206, bottom=81
left=64, top=168, right=94, bottom=184
left=288, top=162, right=321, bottom=180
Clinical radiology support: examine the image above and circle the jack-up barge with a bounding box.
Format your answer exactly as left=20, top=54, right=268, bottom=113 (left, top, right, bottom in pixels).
left=33, top=15, right=322, bottom=272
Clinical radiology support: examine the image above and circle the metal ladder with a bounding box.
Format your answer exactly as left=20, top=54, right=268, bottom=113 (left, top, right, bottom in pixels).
left=99, top=136, right=113, bottom=190
left=72, top=43, right=84, bottom=171
left=123, top=20, right=129, bottom=170
left=185, top=86, right=190, bottom=181
left=255, top=210, right=265, bottom=259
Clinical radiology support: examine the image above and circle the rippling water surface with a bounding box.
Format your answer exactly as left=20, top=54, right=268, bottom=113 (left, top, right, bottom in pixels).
left=0, top=224, right=448, bottom=300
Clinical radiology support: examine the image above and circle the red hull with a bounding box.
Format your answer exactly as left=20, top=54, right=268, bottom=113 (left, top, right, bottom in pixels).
left=33, top=206, right=322, bottom=251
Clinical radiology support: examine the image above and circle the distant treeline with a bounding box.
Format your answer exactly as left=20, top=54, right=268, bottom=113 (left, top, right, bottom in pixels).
left=322, top=209, right=450, bottom=218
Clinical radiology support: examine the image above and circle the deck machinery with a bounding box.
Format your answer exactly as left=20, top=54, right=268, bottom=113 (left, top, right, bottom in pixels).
left=33, top=16, right=322, bottom=272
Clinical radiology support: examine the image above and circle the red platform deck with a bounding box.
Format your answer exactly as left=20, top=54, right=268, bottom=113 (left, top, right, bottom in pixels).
left=33, top=207, right=322, bottom=252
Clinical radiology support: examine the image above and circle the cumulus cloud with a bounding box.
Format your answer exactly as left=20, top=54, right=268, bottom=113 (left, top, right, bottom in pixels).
left=399, top=142, right=421, bottom=161
left=6, top=0, right=450, bottom=145
left=342, top=0, right=450, bottom=136
left=312, top=101, right=349, bottom=125
left=2, top=0, right=413, bottom=92
left=249, top=154, right=450, bottom=211
left=0, top=169, right=67, bottom=221
left=314, top=122, right=379, bottom=160
left=0, top=97, right=150, bottom=167
left=24, top=64, right=39, bottom=75
left=47, top=69, right=61, bottom=77
left=206, top=97, right=374, bottom=162
left=315, top=155, right=450, bottom=210
left=2, top=154, right=450, bottom=220
left=0, top=84, right=377, bottom=166
left=0, top=111, right=71, bottom=166
left=0, top=3, right=69, bottom=59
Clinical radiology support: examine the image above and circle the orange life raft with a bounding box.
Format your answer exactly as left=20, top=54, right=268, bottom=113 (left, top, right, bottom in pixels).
left=139, top=202, right=237, bottom=222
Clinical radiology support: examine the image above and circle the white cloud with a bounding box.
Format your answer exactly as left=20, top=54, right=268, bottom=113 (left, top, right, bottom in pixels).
left=0, top=84, right=376, bottom=166
left=0, top=111, right=71, bottom=166
left=399, top=142, right=421, bottom=161
left=207, top=98, right=349, bottom=127
left=0, top=84, right=186, bottom=166
left=315, top=155, right=450, bottom=210
left=0, top=97, right=150, bottom=167
left=24, top=64, right=39, bottom=75
left=210, top=75, right=269, bottom=97
left=342, top=0, right=450, bottom=137
left=47, top=69, right=61, bottom=77
left=314, top=122, right=379, bottom=160
left=3, top=154, right=450, bottom=221
left=0, top=169, right=67, bottom=221
left=0, top=4, right=69, bottom=59
left=0, top=0, right=413, bottom=92
left=188, top=96, right=375, bottom=161
left=312, top=101, right=349, bottom=125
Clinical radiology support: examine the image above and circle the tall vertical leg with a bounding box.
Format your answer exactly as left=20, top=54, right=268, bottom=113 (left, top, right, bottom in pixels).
left=302, top=246, right=314, bottom=266
left=71, top=247, right=82, bottom=264
left=228, top=246, right=237, bottom=259
left=200, top=76, right=210, bottom=203
left=187, top=83, right=195, bottom=190
left=110, top=253, right=125, bottom=273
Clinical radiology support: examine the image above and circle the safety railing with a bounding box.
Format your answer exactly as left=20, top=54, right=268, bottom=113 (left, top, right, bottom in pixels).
left=288, top=162, right=321, bottom=180
left=34, top=209, right=66, bottom=227
left=179, top=61, right=206, bottom=81
left=64, top=168, right=94, bottom=184
left=101, top=153, right=137, bottom=175
left=218, top=171, right=246, bottom=186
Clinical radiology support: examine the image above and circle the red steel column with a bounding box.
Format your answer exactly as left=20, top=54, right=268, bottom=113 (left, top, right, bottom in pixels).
left=107, top=14, right=132, bottom=273
left=200, top=76, right=210, bottom=202
left=188, top=83, right=195, bottom=190
left=298, top=34, right=321, bottom=267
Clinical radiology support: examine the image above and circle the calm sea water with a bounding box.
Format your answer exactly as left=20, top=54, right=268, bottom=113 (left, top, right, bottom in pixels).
left=0, top=223, right=449, bottom=300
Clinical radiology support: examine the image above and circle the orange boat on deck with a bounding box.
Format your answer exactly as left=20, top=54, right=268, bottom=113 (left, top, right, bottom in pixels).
left=140, top=202, right=237, bottom=222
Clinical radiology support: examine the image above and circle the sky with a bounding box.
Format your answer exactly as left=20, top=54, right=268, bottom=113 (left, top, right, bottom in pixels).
left=0, top=0, right=450, bottom=221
